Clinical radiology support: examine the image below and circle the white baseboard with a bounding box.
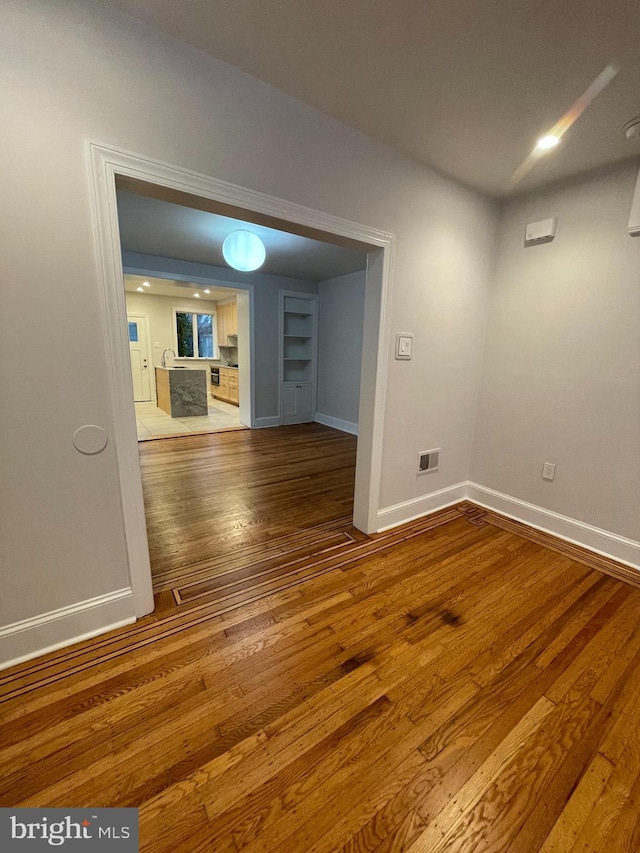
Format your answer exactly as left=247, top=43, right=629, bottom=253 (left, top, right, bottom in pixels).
left=315, top=413, right=359, bottom=435
left=467, top=482, right=640, bottom=570
left=377, top=482, right=468, bottom=532
left=253, top=416, right=281, bottom=428
left=0, top=588, right=136, bottom=671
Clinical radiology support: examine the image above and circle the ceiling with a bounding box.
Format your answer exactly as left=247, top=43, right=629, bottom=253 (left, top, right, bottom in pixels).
left=124, top=274, right=239, bottom=301
left=117, top=191, right=368, bottom=280
left=105, top=0, right=640, bottom=196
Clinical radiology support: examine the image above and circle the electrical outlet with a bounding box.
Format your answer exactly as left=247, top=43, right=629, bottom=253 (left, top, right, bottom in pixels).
left=542, top=462, right=556, bottom=481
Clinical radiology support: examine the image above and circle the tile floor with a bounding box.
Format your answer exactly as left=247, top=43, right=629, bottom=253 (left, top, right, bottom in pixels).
left=135, top=396, right=244, bottom=440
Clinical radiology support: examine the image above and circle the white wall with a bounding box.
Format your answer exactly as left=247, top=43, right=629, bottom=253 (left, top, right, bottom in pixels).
left=471, top=161, right=640, bottom=542
left=316, top=271, right=366, bottom=430
left=0, top=0, right=496, bottom=664
left=125, top=290, right=221, bottom=368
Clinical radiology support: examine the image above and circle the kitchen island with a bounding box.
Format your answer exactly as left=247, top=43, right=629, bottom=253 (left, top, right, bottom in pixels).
left=155, top=367, right=208, bottom=417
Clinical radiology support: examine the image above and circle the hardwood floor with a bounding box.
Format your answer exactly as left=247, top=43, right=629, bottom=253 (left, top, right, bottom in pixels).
left=139, top=423, right=358, bottom=585
left=2, top=425, right=640, bottom=852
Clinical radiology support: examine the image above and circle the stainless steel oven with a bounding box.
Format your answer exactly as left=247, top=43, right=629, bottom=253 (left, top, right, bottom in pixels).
left=210, top=366, right=220, bottom=387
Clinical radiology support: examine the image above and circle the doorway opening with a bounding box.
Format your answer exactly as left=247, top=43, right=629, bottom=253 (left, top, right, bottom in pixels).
left=89, top=143, right=394, bottom=619
left=122, top=273, right=247, bottom=440
left=117, top=181, right=370, bottom=595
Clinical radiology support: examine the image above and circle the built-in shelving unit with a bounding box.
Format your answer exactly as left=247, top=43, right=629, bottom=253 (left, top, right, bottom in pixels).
left=279, top=292, right=318, bottom=424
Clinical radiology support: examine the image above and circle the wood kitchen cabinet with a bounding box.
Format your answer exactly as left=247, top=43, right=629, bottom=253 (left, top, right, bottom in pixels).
left=219, top=370, right=229, bottom=399
left=216, top=304, right=227, bottom=346
left=212, top=367, right=239, bottom=406
left=216, top=301, right=238, bottom=347
left=227, top=371, right=239, bottom=405
left=228, top=301, right=237, bottom=335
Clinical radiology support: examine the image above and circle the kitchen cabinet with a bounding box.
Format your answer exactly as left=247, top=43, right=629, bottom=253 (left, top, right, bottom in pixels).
left=219, top=370, right=229, bottom=399
left=216, top=300, right=238, bottom=348
left=212, top=366, right=239, bottom=406
left=216, top=304, right=227, bottom=347
left=280, top=291, right=317, bottom=424
left=228, top=301, right=237, bottom=335
left=227, top=370, right=239, bottom=405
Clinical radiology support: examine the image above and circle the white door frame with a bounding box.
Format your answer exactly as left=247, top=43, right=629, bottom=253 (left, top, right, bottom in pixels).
left=87, top=142, right=394, bottom=617
left=126, top=311, right=154, bottom=402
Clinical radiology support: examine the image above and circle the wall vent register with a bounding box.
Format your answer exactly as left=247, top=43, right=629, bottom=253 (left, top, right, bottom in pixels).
left=418, top=448, right=440, bottom=474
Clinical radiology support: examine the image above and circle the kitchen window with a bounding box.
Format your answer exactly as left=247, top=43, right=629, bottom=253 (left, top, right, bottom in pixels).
left=173, top=310, right=217, bottom=359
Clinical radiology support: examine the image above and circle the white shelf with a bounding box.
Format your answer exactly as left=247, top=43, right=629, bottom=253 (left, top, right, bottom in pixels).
left=280, top=291, right=317, bottom=423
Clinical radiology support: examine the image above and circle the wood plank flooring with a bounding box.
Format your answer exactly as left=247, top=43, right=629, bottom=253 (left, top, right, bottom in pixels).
left=2, top=425, right=640, bottom=851
left=139, top=423, right=358, bottom=585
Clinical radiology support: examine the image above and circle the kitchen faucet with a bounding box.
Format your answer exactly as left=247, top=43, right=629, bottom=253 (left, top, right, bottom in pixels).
left=161, top=348, right=176, bottom=367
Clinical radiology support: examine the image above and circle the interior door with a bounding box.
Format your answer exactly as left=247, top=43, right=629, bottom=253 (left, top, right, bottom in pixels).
left=127, top=314, right=152, bottom=402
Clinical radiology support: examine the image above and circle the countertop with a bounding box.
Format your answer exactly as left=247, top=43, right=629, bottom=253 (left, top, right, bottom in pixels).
left=156, top=365, right=207, bottom=371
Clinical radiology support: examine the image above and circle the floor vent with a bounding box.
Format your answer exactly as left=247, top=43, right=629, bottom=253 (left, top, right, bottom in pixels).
left=418, top=448, right=440, bottom=474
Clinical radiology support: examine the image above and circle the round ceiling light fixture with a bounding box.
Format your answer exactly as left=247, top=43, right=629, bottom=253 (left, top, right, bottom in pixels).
left=222, top=231, right=266, bottom=272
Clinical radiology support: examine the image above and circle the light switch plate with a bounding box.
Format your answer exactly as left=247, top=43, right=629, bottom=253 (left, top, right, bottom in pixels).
left=396, top=333, right=413, bottom=360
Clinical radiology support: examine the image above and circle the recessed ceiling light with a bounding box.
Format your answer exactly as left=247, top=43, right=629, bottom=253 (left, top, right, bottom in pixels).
left=536, top=135, right=560, bottom=151
left=194, top=293, right=200, bottom=298
left=204, top=289, right=210, bottom=294
left=624, top=116, right=640, bottom=140
left=142, top=281, right=151, bottom=287
left=136, top=287, right=144, bottom=292
left=222, top=231, right=266, bottom=272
